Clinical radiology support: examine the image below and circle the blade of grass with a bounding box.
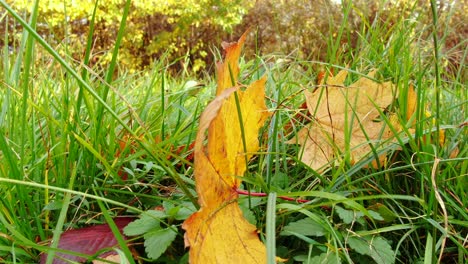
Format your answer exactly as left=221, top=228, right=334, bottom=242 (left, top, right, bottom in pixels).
left=0, top=1, right=133, bottom=134
left=266, top=192, right=277, bottom=264
left=0, top=177, right=145, bottom=214
left=45, top=162, right=78, bottom=264
left=76, top=0, right=99, bottom=116
left=430, top=0, right=441, bottom=153
left=424, top=232, right=434, bottom=264
left=161, top=71, right=166, bottom=138
left=18, top=0, right=37, bottom=178
left=95, top=195, right=136, bottom=264
left=0, top=2, right=198, bottom=205
left=94, top=0, right=132, bottom=137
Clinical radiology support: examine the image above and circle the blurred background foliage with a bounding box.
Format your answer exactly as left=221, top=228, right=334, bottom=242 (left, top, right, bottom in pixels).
left=2, top=0, right=466, bottom=75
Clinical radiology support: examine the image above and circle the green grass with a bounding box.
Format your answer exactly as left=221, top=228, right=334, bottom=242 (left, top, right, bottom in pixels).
left=0, top=0, right=467, bottom=263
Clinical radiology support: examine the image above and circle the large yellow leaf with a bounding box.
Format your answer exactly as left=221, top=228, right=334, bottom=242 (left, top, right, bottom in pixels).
left=290, top=70, right=397, bottom=170
left=215, top=30, right=247, bottom=95
left=182, top=33, right=270, bottom=264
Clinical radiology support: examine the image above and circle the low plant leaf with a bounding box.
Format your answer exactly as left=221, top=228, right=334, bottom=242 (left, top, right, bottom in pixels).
left=239, top=196, right=263, bottom=225
left=335, top=205, right=364, bottom=225
left=280, top=217, right=327, bottom=237
left=123, top=210, right=164, bottom=236
left=348, top=235, right=395, bottom=264
left=367, top=203, right=397, bottom=223
left=289, top=70, right=397, bottom=170
left=173, top=202, right=197, bottom=221
left=368, top=210, right=384, bottom=221
left=144, top=226, right=178, bottom=260
left=182, top=31, right=270, bottom=263
left=307, top=251, right=342, bottom=264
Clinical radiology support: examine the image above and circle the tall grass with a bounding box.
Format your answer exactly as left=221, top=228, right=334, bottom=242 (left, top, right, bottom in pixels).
left=1, top=0, right=466, bottom=263
left=0, top=0, right=202, bottom=262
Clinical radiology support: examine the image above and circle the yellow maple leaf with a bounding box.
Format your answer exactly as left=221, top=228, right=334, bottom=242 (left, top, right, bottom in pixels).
left=289, top=70, right=397, bottom=170
left=215, top=31, right=247, bottom=95
left=182, top=32, right=270, bottom=264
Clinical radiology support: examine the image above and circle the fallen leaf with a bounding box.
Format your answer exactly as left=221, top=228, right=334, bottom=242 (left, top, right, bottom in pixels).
left=289, top=70, right=397, bottom=170
left=40, top=217, right=135, bottom=264
left=216, top=31, right=248, bottom=95
left=93, top=253, right=123, bottom=264
left=406, top=84, right=418, bottom=124
left=182, top=32, right=270, bottom=263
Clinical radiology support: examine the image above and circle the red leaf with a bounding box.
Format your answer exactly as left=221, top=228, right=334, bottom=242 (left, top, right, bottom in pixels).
left=39, top=217, right=135, bottom=264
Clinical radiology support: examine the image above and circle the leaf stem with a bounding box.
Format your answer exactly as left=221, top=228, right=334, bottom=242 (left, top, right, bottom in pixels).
left=236, top=189, right=310, bottom=203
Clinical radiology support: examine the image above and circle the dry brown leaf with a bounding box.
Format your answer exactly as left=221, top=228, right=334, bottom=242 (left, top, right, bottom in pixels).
left=182, top=32, right=270, bottom=264
left=289, top=70, right=397, bottom=170
left=93, top=254, right=124, bottom=264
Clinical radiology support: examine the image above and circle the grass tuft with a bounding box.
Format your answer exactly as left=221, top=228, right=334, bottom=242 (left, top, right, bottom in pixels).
left=0, top=0, right=466, bottom=263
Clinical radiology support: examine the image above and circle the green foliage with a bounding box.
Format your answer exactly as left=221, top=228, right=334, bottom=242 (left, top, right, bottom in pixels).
left=348, top=236, right=395, bottom=264
left=281, top=217, right=327, bottom=237
left=3, top=0, right=466, bottom=75
left=124, top=211, right=164, bottom=236
left=368, top=203, right=397, bottom=223
left=124, top=201, right=195, bottom=261
left=144, top=226, right=178, bottom=260
left=279, top=205, right=396, bottom=264
left=306, top=252, right=341, bottom=264
left=335, top=206, right=365, bottom=225
left=5, top=0, right=253, bottom=72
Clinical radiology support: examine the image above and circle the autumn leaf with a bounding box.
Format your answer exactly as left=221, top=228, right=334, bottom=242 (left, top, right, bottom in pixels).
left=289, top=70, right=397, bottom=170
left=215, top=31, right=247, bottom=96
left=39, top=217, right=135, bottom=264
left=182, top=32, right=270, bottom=263
left=406, top=84, right=418, bottom=124
left=93, top=254, right=123, bottom=264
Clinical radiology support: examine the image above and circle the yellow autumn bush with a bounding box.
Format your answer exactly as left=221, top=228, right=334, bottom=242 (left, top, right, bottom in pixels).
left=3, top=0, right=253, bottom=73
left=2, top=0, right=465, bottom=75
